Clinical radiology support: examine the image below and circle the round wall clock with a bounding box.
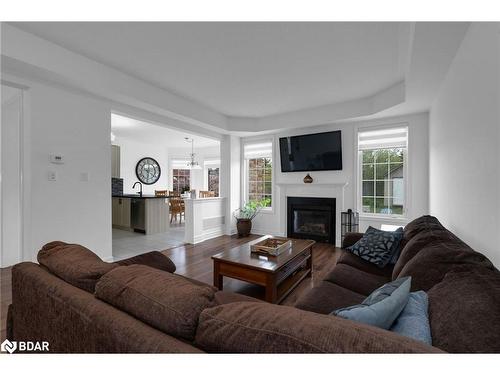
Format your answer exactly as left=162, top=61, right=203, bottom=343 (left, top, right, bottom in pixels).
left=135, top=157, right=161, bottom=185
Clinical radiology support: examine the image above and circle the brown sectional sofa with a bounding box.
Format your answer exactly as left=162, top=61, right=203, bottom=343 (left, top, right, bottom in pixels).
left=7, top=216, right=500, bottom=353
left=295, top=216, right=500, bottom=353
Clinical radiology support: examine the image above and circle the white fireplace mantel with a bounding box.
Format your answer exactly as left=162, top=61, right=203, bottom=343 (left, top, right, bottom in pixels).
left=276, top=181, right=351, bottom=247
left=275, top=182, right=349, bottom=188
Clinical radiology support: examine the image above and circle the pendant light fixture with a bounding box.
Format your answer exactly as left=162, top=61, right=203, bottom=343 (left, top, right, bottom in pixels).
left=185, top=137, right=202, bottom=170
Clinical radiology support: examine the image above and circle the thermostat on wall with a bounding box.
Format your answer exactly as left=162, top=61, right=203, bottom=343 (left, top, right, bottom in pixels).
left=49, top=154, right=65, bottom=164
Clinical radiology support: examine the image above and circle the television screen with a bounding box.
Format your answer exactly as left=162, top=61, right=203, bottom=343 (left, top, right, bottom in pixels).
left=279, top=130, right=342, bottom=172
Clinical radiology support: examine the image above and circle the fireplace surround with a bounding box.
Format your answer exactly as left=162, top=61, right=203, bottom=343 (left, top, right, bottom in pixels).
left=287, top=197, right=336, bottom=244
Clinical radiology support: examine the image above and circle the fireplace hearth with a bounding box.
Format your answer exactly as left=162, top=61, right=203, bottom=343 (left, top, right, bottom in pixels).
left=287, top=197, right=336, bottom=244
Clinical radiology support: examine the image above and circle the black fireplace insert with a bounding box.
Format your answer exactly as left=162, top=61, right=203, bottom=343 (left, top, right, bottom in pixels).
left=287, top=197, right=336, bottom=244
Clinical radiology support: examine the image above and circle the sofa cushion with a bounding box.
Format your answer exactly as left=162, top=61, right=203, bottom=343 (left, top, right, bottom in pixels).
left=115, top=251, right=176, bottom=273
left=397, top=241, right=493, bottom=291
left=333, top=277, right=411, bottom=329
left=214, top=291, right=265, bottom=305
left=428, top=266, right=500, bottom=353
left=393, top=228, right=456, bottom=279
left=346, top=226, right=403, bottom=268
left=390, top=291, right=432, bottom=346
left=337, top=251, right=394, bottom=278
left=195, top=302, right=442, bottom=353
left=402, top=215, right=445, bottom=243
left=323, top=263, right=390, bottom=296
left=95, top=265, right=216, bottom=341
left=12, top=262, right=203, bottom=353
left=393, top=216, right=447, bottom=276
left=37, top=241, right=117, bottom=293
left=294, top=281, right=366, bottom=314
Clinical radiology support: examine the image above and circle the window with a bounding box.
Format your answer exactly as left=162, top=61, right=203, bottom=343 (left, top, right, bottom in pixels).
left=358, top=126, right=407, bottom=216
left=172, top=168, right=190, bottom=193
left=203, top=160, right=220, bottom=197
left=207, top=167, right=219, bottom=196
left=244, top=141, right=273, bottom=208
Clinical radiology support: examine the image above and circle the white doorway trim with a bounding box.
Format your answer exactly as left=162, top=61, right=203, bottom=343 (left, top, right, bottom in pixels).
left=1, top=80, right=29, bottom=267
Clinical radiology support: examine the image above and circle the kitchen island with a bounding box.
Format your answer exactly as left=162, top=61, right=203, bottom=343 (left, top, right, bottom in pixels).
left=112, top=194, right=170, bottom=234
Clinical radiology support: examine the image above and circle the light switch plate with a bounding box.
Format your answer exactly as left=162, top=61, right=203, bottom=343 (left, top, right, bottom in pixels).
left=49, top=154, right=64, bottom=164
left=48, top=171, right=57, bottom=181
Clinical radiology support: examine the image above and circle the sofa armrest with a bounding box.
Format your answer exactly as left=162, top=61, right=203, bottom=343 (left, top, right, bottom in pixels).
left=114, top=251, right=176, bottom=273
left=11, top=262, right=201, bottom=353
left=342, top=232, right=364, bottom=249
left=195, top=302, right=444, bottom=353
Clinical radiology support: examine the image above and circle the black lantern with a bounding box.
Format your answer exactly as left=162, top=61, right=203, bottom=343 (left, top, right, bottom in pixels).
left=341, top=209, right=359, bottom=241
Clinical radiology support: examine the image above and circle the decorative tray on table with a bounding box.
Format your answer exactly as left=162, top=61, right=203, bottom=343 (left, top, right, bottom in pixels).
left=250, top=237, right=293, bottom=256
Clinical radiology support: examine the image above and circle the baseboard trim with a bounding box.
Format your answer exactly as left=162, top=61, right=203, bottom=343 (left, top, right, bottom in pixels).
left=192, top=227, right=225, bottom=244
left=250, top=227, right=284, bottom=237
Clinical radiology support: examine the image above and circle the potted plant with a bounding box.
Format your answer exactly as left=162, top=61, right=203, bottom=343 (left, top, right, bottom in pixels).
left=233, top=199, right=269, bottom=237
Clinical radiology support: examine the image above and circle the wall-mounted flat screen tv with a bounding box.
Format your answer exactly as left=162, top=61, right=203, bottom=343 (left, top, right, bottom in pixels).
left=279, top=130, right=342, bottom=172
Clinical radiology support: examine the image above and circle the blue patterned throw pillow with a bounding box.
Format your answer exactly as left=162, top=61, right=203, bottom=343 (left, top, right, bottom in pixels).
left=347, top=226, right=403, bottom=268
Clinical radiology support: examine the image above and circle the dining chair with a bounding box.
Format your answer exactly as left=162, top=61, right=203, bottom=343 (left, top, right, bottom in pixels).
left=169, top=197, right=184, bottom=223
left=155, top=190, right=169, bottom=197
left=199, top=190, right=215, bottom=198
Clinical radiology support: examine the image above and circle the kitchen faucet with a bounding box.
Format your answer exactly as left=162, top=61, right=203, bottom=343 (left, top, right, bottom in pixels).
left=132, top=181, right=143, bottom=197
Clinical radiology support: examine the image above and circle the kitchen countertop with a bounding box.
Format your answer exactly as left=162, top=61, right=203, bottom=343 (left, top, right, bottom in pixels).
left=112, top=194, right=174, bottom=199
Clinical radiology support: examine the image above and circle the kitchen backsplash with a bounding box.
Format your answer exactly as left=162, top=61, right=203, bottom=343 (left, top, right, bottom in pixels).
left=112, top=177, right=123, bottom=196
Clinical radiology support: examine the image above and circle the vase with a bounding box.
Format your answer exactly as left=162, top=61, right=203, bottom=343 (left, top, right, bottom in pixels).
left=236, top=218, right=252, bottom=237
left=303, top=173, right=313, bottom=183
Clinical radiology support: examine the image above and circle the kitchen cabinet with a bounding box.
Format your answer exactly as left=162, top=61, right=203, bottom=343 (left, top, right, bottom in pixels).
left=113, top=195, right=169, bottom=234
left=112, top=197, right=131, bottom=228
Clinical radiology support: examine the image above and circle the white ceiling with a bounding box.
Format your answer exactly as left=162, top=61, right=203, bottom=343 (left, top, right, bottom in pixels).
left=361, top=22, right=470, bottom=121
left=111, top=114, right=220, bottom=148
left=12, top=22, right=406, bottom=117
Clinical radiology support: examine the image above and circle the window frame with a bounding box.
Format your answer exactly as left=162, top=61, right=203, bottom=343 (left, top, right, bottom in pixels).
left=355, top=124, right=409, bottom=220
left=241, top=137, right=275, bottom=214
left=171, top=167, right=191, bottom=193
left=203, top=159, right=220, bottom=197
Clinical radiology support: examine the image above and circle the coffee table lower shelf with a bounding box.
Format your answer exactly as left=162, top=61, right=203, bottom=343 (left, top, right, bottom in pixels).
left=213, top=246, right=313, bottom=304
left=276, top=265, right=311, bottom=304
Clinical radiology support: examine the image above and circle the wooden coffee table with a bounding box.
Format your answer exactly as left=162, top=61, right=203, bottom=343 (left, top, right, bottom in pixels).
left=212, top=236, right=315, bottom=303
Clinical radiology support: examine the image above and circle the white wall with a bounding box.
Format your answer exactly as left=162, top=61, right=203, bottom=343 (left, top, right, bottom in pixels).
left=429, top=23, right=500, bottom=267
left=2, top=23, right=232, bottom=260
left=184, top=197, right=226, bottom=244
left=26, top=81, right=112, bottom=261
left=221, top=135, right=241, bottom=235
left=1, top=86, right=23, bottom=267
left=114, top=137, right=169, bottom=195
left=1, top=70, right=228, bottom=262
left=245, top=112, right=429, bottom=244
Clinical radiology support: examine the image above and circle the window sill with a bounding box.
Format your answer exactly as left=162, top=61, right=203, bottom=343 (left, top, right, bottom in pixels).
left=358, top=214, right=408, bottom=223
left=259, top=208, right=274, bottom=215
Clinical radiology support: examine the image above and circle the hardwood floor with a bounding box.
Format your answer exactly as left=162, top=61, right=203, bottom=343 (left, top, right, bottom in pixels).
left=0, top=234, right=341, bottom=342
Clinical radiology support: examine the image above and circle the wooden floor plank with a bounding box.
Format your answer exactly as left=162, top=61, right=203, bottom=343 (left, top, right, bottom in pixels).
left=0, top=235, right=340, bottom=342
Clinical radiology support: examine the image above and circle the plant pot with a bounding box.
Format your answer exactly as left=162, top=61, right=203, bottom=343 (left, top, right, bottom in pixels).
left=236, top=218, right=252, bottom=237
